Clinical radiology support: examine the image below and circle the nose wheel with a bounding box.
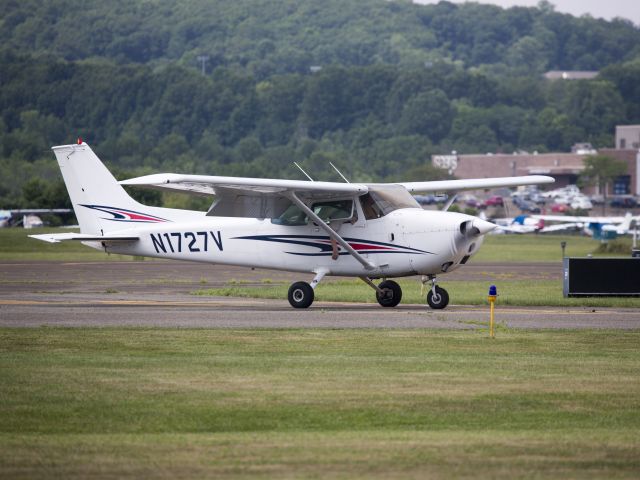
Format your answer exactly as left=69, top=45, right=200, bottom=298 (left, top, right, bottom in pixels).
left=424, top=276, right=449, bottom=309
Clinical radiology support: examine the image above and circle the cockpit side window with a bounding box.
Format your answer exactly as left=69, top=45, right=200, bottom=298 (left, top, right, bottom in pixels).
left=271, top=203, right=307, bottom=226
left=271, top=198, right=356, bottom=226
left=312, top=199, right=354, bottom=223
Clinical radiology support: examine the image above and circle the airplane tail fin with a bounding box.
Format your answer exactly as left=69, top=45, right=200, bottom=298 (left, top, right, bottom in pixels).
left=52, top=142, right=172, bottom=234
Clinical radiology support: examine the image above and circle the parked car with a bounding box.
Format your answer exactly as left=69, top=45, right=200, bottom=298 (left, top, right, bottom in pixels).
left=542, top=184, right=580, bottom=200
left=610, top=196, right=637, bottom=208
left=570, top=196, right=593, bottom=210
left=516, top=199, right=541, bottom=213
left=413, top=194, right=435, bottom=205
left=459, top=194, right=479, bottom=208
left=512, top=196, right=528, bottom=209
left=529, top=192, right=546, bottom=205
left=551, top=203, right=569, bottom=213
left=564, top=185, right=580, bottom=196
left=481, top=195, right=504, bottom=208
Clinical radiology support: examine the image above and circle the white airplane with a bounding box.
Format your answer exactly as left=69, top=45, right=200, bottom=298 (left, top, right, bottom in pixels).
left=493, top=215, right=546, bottom=234
left=0, top=208, right=71, bottom=228
left=530, top=212, right=640, bottom=239
left=30, top=142, right=554, bottom=309
left=491, top=214, right=587, bottom=234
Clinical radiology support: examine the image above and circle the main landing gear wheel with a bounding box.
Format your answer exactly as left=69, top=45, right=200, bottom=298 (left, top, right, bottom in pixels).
left=288, top=281, right=314, bottom=309
left=427, top=285, right=449, bottom=309
left=376, top=280, right=402, bottom=308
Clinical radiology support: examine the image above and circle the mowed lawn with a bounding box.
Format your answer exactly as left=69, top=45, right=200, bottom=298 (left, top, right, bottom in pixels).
left=1, top=328, right=639, bottom=478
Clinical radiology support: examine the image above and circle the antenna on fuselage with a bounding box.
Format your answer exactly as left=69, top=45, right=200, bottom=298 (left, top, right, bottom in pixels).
left=329, top=162, right=350, bottom=183
left=293, top=162, right=314, bottom=181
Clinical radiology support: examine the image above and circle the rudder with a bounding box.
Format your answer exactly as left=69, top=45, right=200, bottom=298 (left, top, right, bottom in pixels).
left=53, top=142, right=147, bottom=234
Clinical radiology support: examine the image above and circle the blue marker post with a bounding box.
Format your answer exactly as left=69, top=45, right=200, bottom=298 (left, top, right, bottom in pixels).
left=488, top=285, right=497, bottom=338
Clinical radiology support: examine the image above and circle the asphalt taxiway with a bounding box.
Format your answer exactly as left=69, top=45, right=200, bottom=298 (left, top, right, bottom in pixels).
left=1, top=261, right=639, bottom=329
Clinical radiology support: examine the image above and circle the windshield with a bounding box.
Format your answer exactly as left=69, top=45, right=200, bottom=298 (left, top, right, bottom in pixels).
left=360, top=185, right=420, bottom=219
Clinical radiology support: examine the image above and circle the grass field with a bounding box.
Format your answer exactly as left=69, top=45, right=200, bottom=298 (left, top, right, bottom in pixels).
left=3, top=228, right=640, bottom=477
left=1, top=328, right=639, bottom=478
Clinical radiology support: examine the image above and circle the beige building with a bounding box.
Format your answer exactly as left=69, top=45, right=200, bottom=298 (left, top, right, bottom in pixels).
left=616, top=125, right=640, bottom=150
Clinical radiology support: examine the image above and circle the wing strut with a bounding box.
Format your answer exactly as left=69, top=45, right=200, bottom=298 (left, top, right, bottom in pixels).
left=287, top=192, right=375, bottom=270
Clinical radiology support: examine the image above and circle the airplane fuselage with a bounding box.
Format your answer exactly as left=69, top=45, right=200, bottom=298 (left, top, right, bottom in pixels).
left=97, top=208, right=485, bottom=278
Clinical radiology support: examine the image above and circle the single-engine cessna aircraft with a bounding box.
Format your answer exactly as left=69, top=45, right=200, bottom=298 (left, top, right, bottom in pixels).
left=31, top=142, right=554, bottom=309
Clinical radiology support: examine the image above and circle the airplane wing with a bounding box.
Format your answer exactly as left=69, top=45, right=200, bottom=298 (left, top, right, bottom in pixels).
left=122, top=173, right=554, bottom=197
left=11, top=209, right=72, bottom=214
left=29, top=233, right=139, bottom=243
left=539, top=223, right=582, bottom=233
left=496, top=225, right=534, bottom=234
left=530, top=215, right=629, bottom=224
left=398, top=175, right=554, bottom=193
left=120, top=173, right=368, bottom=198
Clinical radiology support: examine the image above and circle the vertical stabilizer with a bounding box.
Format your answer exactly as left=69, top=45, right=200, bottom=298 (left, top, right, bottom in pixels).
left=619, top=212, right=633, bottom=234
left=52, top=143, right=146, bottom=234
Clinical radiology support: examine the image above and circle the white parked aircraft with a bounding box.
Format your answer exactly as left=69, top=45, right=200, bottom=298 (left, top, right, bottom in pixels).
left=0, top=209, right=71, bottom=228
left=530, top=212, right=640, bottom=238
left=31, top=142, right=554, bottom=309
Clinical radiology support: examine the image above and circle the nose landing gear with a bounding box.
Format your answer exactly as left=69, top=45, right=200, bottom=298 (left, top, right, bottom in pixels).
left=423, top=275, right=449, bottom=309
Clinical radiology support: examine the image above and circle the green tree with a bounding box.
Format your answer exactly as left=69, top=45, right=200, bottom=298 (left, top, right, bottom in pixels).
left=402, top=162, right=452, bottom=182
left=21, top=178, right=71, bottom=209
left=397, top=90, right=453, bottom=142
left=601, top=60, right=640, bottom=123
left=579, top=154, right=628, bottom=214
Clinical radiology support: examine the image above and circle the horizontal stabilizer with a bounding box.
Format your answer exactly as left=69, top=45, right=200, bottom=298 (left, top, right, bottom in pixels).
left=29, top=233, right=139, bottom=244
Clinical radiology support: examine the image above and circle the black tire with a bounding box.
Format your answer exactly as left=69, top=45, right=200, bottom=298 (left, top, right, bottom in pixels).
left=427, top=286, right=449, bottom=309
left=376, top=280, right=402, bottom=308
left=288, top=281, right=314, bottom=308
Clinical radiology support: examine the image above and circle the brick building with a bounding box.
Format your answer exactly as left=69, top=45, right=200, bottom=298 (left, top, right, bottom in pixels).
left=432, top=148, right=640, bottom=196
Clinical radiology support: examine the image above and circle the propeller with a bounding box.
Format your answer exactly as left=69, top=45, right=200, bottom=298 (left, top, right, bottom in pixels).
left=459, top=218, right=496, bottom=237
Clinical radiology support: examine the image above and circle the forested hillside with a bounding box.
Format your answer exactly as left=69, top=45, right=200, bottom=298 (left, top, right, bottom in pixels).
left=1, top=0, right=640, bottom=208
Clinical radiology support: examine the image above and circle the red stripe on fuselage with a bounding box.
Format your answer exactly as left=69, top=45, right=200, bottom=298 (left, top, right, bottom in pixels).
left=317, top=239, right=397, bottom=252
